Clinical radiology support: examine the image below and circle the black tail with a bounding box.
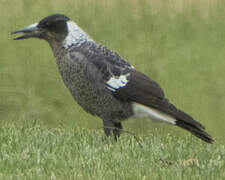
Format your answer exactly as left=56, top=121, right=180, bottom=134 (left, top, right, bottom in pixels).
left=156, top=99, right=214, bottom=144
left=155, top=100, right=214, bottom=143
left=175, top=114, right=213, bottom=144
left=152, top=99, right=214, bottom=143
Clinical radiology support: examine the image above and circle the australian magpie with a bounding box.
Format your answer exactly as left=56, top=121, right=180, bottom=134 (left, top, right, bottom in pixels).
left=12, top=14, right=213, bottom=143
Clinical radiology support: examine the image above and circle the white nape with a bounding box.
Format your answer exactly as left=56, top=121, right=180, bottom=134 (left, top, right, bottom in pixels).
left=106, top=74, right=129, bottom=91
left=62, top=21, right=93, bottom=49
left=132, top=103, right=176, bottom=125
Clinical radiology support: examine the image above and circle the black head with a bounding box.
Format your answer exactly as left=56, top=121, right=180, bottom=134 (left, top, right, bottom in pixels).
left=38, top=14, right=70, bottom=34
left=12, top=14, right=70, bottom=42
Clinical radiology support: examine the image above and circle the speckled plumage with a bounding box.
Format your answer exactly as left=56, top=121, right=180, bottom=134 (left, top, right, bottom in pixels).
left=53, top=41, right=133, bottom=122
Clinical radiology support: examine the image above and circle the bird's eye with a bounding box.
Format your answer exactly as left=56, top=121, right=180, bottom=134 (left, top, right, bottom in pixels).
left=38, top=21, right=49, bottom=28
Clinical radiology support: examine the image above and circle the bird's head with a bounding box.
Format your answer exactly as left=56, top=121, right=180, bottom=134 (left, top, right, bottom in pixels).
left=12, top=14, right=70, bottom=43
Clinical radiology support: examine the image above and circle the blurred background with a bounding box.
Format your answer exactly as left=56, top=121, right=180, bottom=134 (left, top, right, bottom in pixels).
left=0, top=0, right=225, bottom=141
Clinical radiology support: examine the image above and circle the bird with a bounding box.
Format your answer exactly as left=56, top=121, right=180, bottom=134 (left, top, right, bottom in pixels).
left=12, top=14, right=213, bottom=143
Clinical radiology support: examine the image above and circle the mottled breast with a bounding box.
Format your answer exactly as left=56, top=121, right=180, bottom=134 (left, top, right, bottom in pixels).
left=55, top=48, right=133, bottom=121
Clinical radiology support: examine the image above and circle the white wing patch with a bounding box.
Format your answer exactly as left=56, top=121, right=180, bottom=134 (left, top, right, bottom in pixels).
left=62, top=21, right=93, bottom=49
left=132, top=103, right=176, bottom=125
left=106, top=74, right=129, bottom=91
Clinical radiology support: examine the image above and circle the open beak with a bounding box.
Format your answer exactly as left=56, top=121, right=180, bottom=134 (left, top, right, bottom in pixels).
left=12, top=23, right=45, bottom=40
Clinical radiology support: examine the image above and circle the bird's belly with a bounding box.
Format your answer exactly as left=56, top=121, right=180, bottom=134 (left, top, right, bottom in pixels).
left=58, top=63, right=133, bottom=121
left=69, top=81, right=133, bottom=121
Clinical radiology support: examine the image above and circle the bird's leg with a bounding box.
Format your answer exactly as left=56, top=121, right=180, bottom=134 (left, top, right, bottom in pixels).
left=101, top=120, right=114, bottom=142
left=102, top=120, right=123, bottom=142
left=113, top=122, right=122, bottom=141
left=102, top=120, right=114, bottom=136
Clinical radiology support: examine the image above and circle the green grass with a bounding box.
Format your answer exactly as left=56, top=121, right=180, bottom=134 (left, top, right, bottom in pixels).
left=0, top=121, right=224, bottom=180
left=1, top=0, right=225, bottom=179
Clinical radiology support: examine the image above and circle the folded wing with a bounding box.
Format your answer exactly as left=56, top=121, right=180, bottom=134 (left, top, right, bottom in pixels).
left=112, top=70, right=213, bottom=143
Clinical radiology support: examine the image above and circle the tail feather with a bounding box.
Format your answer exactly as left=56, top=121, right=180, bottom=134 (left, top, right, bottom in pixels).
left=176, top=119, right=213, bottom=143
left=158, top=100, right=214, bottom=143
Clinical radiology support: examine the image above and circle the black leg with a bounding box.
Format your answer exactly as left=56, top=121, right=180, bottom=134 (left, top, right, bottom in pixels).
left=103, top=120, right=114, bottom=137
left=113, top=122, right=122, bottom=141
left=102, top=120, right=123, bottom=141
